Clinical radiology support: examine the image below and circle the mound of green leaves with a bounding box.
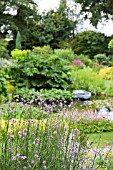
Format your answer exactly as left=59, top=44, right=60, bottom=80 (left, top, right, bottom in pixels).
left=76, top=119, right=113, bottom=134
left=14, top=87, right=74, bottom=103
left=20, top=54, right=71, bottom=90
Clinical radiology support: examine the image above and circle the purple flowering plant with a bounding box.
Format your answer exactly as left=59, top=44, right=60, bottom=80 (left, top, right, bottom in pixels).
left=0, top=98, right=113, bottom=170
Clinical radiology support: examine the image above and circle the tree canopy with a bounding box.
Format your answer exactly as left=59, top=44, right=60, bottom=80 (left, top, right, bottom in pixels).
left=74, top=0, right=113, bottom=26
left=0, top=0, right=39, bottom=45
left=70, top=30, right=110, bottom=57
left=0, top=0, right=79, bottom=49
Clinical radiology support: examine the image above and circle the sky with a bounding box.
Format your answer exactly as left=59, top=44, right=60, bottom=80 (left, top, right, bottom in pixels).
left=36, top=0, right=113, bottom=36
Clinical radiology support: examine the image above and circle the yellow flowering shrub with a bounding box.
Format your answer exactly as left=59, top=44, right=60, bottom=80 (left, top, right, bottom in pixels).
left=99, top=67, right=113, bottom=79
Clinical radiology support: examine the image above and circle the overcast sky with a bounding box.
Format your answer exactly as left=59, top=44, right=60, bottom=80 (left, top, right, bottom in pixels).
left=36, top=0, right=113, bottom=36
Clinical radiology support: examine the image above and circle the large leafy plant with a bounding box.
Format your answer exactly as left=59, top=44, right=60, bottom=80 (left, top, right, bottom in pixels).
left=21, top=52, right=71, bottom=90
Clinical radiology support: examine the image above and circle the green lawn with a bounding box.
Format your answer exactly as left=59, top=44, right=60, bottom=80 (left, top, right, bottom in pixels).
left=88, top=131, right=113, bottom=147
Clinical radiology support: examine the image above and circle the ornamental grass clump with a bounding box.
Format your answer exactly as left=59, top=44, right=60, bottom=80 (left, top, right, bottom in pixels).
left=0, top=103, right=85, bottom=170
left=0, top=100, right=113, bottom=169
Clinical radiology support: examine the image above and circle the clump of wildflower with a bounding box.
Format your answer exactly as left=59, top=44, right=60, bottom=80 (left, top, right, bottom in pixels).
left=72, top=59, right=83, bottom=66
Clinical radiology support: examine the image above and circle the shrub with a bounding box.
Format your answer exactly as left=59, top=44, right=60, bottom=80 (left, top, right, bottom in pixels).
left=54, top=48, right=75, bottom=62
left=105, top=80, right=113, bottom=97
left=15, top=31, right=22, bottom=50
left=0, top=58, right=12, bottom=68
left=73, top=54, right=93, bottom=67
left=72, top=59, right=83, bottom=66
left=21, top=52, right=71, bottom=90
left=94, top=53, right=110, bottom=65
left=70, top=67, right=106, bottom=95
left=99, top=67, right=113, bottom=80
left=0, top=67, right=16, bottom=101
left=76, top=119, right=113, bottom=133
left=32, top=45, right=53, bottom=57
left=108, top=39, right=113, bottom=49
left=0, top=39, right=9, bottom=59
left=11, top=49, right=28, bottom=61
left=0, top=59, right=20, bottom=101
left=70, top=30, right=109, bottom=58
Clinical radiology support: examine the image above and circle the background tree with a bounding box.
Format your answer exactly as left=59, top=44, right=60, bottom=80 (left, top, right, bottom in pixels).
left=35, top=10, right=75, bottom=49
left=70, top=30, right=110, bottom=58
left=74, top=0, right=113, bottom=26
left=0, top=0, right=39, bottom=49
left=35, top=0, right=82, bottom=49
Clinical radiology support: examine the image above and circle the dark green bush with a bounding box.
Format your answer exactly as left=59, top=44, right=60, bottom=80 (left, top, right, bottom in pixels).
left=70, top=30, right=109, bottom=58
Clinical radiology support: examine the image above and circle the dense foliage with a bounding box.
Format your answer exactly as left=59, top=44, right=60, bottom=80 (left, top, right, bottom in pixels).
left=14, top=87, right=74, bottom=104
left=0, top=39, right=9, bottom=59
left=70, top=67, right=106, bottom=95
left=20, top=52, right=71, bottom=90
left=70, top=30, right=110, bottom=58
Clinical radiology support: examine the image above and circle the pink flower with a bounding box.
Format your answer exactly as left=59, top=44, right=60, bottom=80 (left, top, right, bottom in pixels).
left=12, top=156, right=16, bottom=160
left=43, top=166, right=47, bottom=169
left=72, top=59, right=83, bottom=66
left=53, top=131, right=57, bottom=134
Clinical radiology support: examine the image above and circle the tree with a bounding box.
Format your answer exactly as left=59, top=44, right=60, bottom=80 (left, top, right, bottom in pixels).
left=16, top=31, right=22, bottom=49
left=0, top=0, right=39, bottom=48
left=74, top=0, right=113, bottom=26
left=34, top=0, right=81, bottom=49
left=70, top=30, right=110, bottom=58
left=35, top=9, right=75, bottom=49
